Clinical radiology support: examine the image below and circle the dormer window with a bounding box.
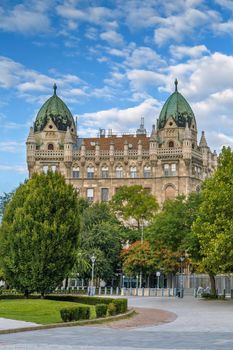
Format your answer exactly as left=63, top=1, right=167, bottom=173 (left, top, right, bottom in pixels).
left=49, top=125, right=53, bottom=129
left=48, top=144, right=54, bottom=150
left=168, top=141, right=174, bottom=148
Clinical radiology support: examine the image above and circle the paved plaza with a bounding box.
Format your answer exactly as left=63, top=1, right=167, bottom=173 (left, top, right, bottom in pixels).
left=0, top=296, right=232, bottom=349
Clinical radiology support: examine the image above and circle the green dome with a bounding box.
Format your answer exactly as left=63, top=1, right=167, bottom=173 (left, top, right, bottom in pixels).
left=158, top=80, right=195, bottom=129
left=34, top=84, right=75, bottom=132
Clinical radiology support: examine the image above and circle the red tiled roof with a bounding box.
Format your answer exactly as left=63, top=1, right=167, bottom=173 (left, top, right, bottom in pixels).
left=83, top=135, right=149, bottom=150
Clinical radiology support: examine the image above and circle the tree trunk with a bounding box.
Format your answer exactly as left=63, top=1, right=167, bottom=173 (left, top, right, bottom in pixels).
left=41, top=292, right=45, bottom=299
left=209, top=273, right=217, bottom=296
left=24, top=289, right=29, bottom=299
left=64, top=277, right=69, bottom=289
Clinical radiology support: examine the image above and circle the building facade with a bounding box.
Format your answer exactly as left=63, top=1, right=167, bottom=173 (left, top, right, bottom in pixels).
left=26, top=80, right=217, bottom=204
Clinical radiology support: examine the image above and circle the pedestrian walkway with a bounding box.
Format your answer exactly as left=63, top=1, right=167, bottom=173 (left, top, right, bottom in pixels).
left=0, top=317, right=38, bottom=330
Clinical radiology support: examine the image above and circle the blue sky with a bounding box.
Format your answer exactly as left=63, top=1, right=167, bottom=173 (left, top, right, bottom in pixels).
left=1, top=0, right=233, bottom=193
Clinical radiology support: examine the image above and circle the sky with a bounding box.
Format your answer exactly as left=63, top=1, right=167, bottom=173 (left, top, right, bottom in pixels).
left=1, top=0, right=233, bottom=194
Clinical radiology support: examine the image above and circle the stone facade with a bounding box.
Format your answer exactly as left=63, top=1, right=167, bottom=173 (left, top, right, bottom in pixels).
left=26, top=82, right=217, bottom=204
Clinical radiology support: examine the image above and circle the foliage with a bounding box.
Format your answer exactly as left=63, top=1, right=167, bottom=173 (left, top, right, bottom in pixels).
left=60, top=305, right=90, bottom=322
left=0, top=191, right=14, bottom=221
left=121, top=240, right=181, bottom=276
left=111, top=185, right=159, bottom=229
left=107, top=302, right=116, bottom=316
left=95, top=304, right=107, bottom=318
left=146, top=193, right=201, bottom=253
left=46, top=295, right=116, bottom=305
left=192, top=147, right=233, bottom=292
left=0, top=299, right=94, bottom=324
left=0, top=172, right=80, bottom=296
left=112, top=298, right=128, bottom=314
left=78, top=203, right=126, bottom=282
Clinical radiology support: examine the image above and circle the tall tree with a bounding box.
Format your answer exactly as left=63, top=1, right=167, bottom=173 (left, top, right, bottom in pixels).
left=0, top=191, right=14, bottom=221
left=111, top=185, right=159, bottom=234
left=192, top=147, right=233, bottom=295
left=0, top=172, right=80, bottom=297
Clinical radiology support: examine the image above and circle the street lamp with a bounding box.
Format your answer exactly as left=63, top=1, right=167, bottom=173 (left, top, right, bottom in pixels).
left=90, top=254, right=96, bottom=296
left=180, top=256, right=185, bottom=298
left=156, top=271, right=161, bottom=289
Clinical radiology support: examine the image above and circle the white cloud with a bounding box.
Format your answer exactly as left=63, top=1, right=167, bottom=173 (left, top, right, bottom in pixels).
left=215, top=0, right=233, bottom=10
left=0, top=3, right=50, bottom=34
left=100, top=30, right=124, bottom=46
left=0, top=164, right=27, bottom=173
left=124, top=47, right=165, bottom=69
left=0, top=141, right=25, bottom=153
left=78, top=98, right=162, bottom=137
left=170, top=45, right=210, bottom=59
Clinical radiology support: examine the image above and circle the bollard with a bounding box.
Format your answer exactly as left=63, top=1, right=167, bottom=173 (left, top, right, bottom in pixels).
left=98, top=287, right=101, bottom=295
left=162, top=288, right=164, bottom=297
left=142, top=288, right=144, bottom=296
left=110, top=287, right=113, bottom=295
left=174, top=288, right=177, bottom=297
left=116, top=286, right=119, bottom=295
left=130, top=287, right=132, bottom=296
left=104, top=287, right=107, bottom=295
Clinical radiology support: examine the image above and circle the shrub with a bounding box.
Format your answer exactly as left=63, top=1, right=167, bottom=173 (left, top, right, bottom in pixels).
left=95, top=304, right=107, bottom=318
left=201, top=293, right=218, bottom=299
left=60, top=306, right=90, bottom=322
left=47, top=295, right=114, bottom=305
left=113, top=299, right=128, bottom=314
left=107, top=302, right=116, bottom=316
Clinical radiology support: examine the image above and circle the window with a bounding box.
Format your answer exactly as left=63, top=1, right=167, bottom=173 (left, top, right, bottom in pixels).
left=168, top=141, right=174, bottom=148
left=116, top=166, right=123, bottom=178
left=165, top=185, right=176, bottom=200
left=51, top=165, right=56, bottom=172
left=164, top=164, right=177, bottom=176
left=43, top=165, right=48, bottom=173
left=73, top=167, right=80, bottom=178
left=48, top=143, right=54, bottom=150
left=144, top=166, right=151, bottom=178
left=171, top=164, right=176, bottom=176
left=87, top=188, right=94, bottom=202
left=130, top=166, right=137, bottom=178
left=101, top=188, right=109, bottom=202
left=101, top=166, right=109, bottom=178
left=87, top=166, right=94, bottom=179
left=164, top=164, right=170, bottom=176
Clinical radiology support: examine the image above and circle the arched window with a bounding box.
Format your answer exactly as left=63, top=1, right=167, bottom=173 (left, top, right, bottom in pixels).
left=48, top=143, right=54, bottom=150
left=116, top=165, right=123, bottom=178
left=168, top=141, right=174, bottom=148
left=87, top=165, right=94, bottom=179
left=130, top=166, right=137, bottom=178
left=101, top=166, right=109, bottom=178
left=73, top=166, right=80, bottom=178
left=165, top=185, right=176, bottom=200
left=144, top=165, right=151, bottom=178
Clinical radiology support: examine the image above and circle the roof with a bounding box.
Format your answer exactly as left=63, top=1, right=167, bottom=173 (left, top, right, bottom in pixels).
left=79, top=134, right=149, bottom=151
left=34, top=84, right=75, bottom=132
left=158, top=79, right=196, bottom=129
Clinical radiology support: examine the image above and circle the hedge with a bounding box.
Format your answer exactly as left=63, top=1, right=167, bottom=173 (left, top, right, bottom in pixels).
left=95, top=304, right=107, bottom=318
left=60, top=306, right=90, bottom=322
left=107, top=302, right=116, bottom=316
left=113, top=299, right=128, bottom=314
left=46, top=295, right=115, bottom=305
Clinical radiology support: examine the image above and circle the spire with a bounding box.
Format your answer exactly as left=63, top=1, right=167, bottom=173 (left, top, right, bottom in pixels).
left=199, top=131, right=208, bottom=148
left=65, top=126, right=73, bottom=143
left=174, top=78, right=178, bottom=92
left=150, top=124, right=157, bottom=139
left=136, top=116, right=147, bottom=135
left=53, top=83, right=57, bottom=96
left=26, top=126, right=36, bottom=143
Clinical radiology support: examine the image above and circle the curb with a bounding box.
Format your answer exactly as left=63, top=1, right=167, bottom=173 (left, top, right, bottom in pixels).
left=0, top=309, right=135, bottom=335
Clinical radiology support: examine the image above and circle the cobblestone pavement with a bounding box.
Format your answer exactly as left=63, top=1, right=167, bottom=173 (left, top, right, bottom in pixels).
left=0, top=296, right=232, bottom=349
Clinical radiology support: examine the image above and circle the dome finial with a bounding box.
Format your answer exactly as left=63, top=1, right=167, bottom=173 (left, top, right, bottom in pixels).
left=53, top=83, right=57, bottom=95
left=174, top=78, right=178, bottom=92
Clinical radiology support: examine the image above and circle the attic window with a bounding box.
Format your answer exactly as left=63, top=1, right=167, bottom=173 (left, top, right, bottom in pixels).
left=49, top=125, right=53, bottom=129
left=192, top=125, right=195, bottom=129
left=168, top=141, right=174, bottom=148
left=48, top=144, right=54, bottom=150
left=169, top=122, right=173, bottom=126
left=71, top=128, right=74, bottom=132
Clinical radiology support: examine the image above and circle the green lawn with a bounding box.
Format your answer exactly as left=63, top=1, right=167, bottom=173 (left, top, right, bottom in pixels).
left=0, top=299, right=95, bottom=324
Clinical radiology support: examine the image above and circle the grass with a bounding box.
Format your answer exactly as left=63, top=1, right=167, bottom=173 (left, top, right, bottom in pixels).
left=0, top=299, right=95, bottom=324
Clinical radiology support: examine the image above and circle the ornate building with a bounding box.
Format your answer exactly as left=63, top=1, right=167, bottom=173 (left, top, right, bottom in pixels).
left=26, top=80, right=217, bottom=204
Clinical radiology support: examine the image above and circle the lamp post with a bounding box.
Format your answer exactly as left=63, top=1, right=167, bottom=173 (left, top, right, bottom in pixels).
left=139, top=218, right=144, bottom=288
left=90, top=254, right=96, bottom=296
left=156, top=271, right=161, bottom=289
left=180, top=256, right=185, bottom=298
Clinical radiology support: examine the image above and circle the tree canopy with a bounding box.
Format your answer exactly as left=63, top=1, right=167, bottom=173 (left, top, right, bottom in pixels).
left=192, top=147, right=233, bottom=293
left=0, top=171, right=80, bottom=296
left=111, top=185, right=159, bottom=230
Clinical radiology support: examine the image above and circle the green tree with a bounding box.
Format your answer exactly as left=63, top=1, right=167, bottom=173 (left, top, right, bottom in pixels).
left=192, top=147, right=233, bottom=295
left=0, top=172, right=80, bottom=297
left=78, top=203, right=126, bottom=284
left=0, top=191, right=14, bottom=221
left=147, top=193, right=201, bottom=253
left=111, top=185, right=159, bottom=235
